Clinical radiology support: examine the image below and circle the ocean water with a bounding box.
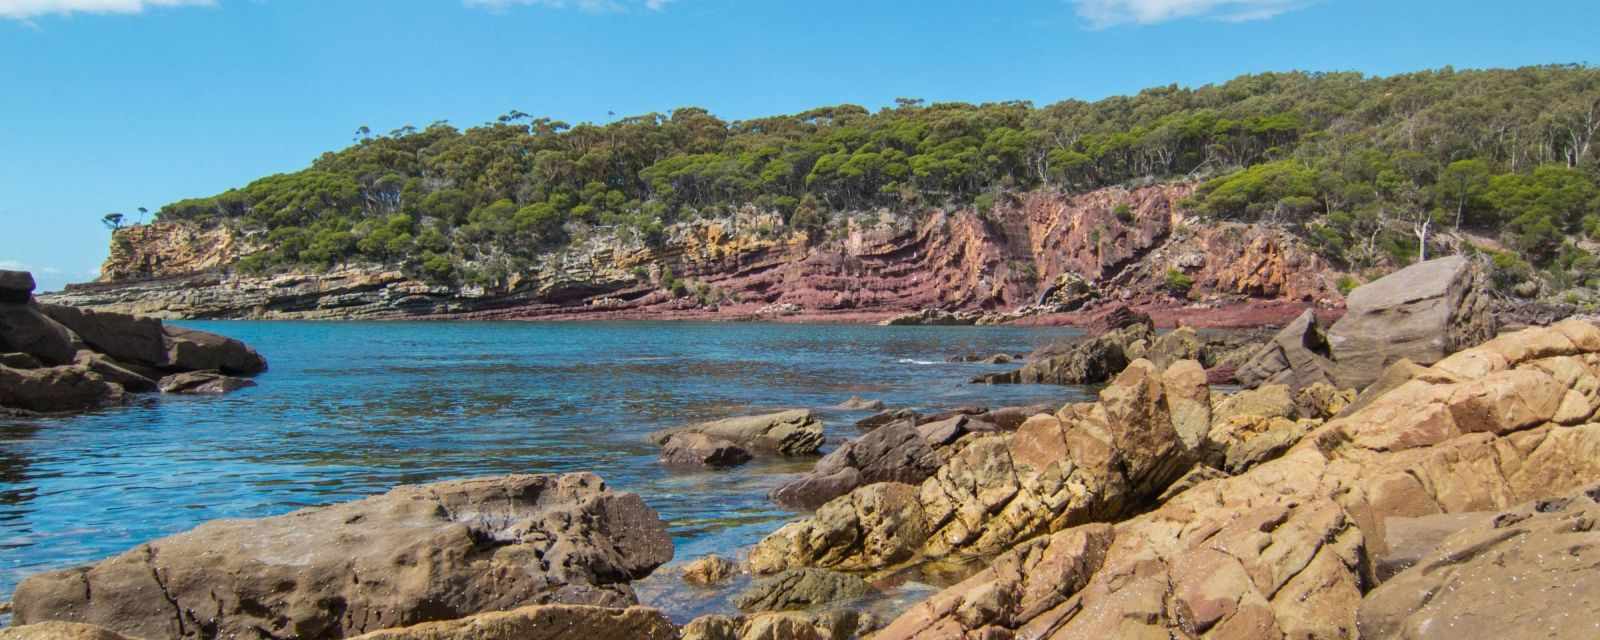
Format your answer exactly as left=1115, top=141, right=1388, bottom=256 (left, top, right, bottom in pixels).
left=0, top=321, right=1090, bottom=620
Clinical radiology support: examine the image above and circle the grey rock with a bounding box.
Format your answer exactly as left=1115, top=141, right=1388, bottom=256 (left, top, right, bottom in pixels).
left=733, top=568, right=872, bottom=613
left=659, top=433, right=752, bottom=468
left=157, top=370, right=256, bottom=394
left=1328, top=255, right=1496, bottom=390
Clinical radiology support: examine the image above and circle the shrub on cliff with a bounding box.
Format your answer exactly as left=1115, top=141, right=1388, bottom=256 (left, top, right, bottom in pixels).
left=145, top=65, right=1598, bottom=289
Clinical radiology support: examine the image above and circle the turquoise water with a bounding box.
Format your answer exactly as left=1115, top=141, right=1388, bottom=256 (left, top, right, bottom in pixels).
left=0, top=321, right=1088, bottom=617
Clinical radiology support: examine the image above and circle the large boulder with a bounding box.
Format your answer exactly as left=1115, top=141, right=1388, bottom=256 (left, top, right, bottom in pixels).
left=648, top=410, right=824, bottom=457
left=871, top=320, right=1600, bottom=639
left=0, top=269, right=36, bottom=303
left=1236, top=308, right=1337, bottom=391
left=12, top=473, right=674, bottom=640
left=347, top=605, right=678, bottom=640
left=0, top=303, right=83, bottom=366
left=1358, top=486, right=1600, bottom=639
left=770, top=419, right=942, bottom=510
left=0, top=365, right=124, bottom=413
left=41, top=305, right=268, bottom=376
left=1328, top=255, right=1496, bottom=390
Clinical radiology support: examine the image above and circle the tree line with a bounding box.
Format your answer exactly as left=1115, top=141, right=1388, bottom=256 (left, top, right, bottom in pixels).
left=150, top=65, right=1600, bottom=291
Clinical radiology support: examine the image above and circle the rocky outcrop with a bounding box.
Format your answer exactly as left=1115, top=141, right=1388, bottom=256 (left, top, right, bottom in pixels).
left=347, top=605, right=678, bottom=640
left=1328, top=255, right=1496, bottom=389
left=1236, top=308, right=1337, bottom=391
left=0, top=270, right=267, bottom=414
left=11, top=473, right=673, bottom=640
left=749, top=358, right=1205, bottom=575
left=45, top=185, right=1345, bottom=322
left=1358, top=486, right=1600, bottom=640
left=732, top=569, right=872, bottom=613
left=769, top=420, right=942, bottom=510
left=648, top=410, right=824, bottom=457
left=972, top=322, right=1150, bottom=385
left=659, top=432, right=753, bottom=468
left=870, top=319, right=1600, bottom=639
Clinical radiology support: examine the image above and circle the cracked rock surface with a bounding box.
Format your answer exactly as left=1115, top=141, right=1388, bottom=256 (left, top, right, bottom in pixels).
left=871, top=320, right=1600, bottom=639
left=11, top=473, right=673, bottom=640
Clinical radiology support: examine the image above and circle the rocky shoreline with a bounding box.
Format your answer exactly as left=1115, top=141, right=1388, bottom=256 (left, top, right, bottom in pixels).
left=8, top=256, right=1600, bottom=639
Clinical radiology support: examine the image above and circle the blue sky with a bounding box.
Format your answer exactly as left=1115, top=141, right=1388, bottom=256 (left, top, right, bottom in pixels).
left=2, top=0, right=1595, bottom=292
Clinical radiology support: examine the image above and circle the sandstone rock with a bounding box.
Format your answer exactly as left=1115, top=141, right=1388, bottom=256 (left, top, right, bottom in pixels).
left=771, top=420, right=943, bottom=510
left=347, top=605, right=677, bottom=640
left=0, top=365, right=124, bottom=413
left=873, top=321, right=1600, bottom=639
left=1328, top=255, right=1497, bottom=389
left=648, top=410, right=824, bottom=457
left=749, top=482, right=927, bottom=575
left=0, top=303, right=83, bottom=366
left=732, top=568, right=872, bottom=613
left=0, top=622, right=140, bottom=640
left=1203, top=414, right=1321, bottom=473
left=659, top=433, right=753, bottom=468
left=1371, top=511, right=1496, bottom=582
left=1359, top=487, right=1600, bottom=639
left=681, top=554, right=738, bottom=586
left=0, top=269, right=35, bottom=303
left=854, top=408, right=918, bottom=432
left=12, top=473, right=673, bottom=640
left=1295, top=381, right=1355, bottom=419
left=162, top=326, right=269, bottom=375
left=681, top=615, right=741, bottom=640
left=1211, top=383, right=1297, bottom=424
left=73, top=351, right=157, bottom=393
left=977, top=404, right=1053, bottom=431
left=1235, top=308, right=1336, bottom=391
left=753, top=360, right=1203, bottom=575
left=157, top=370, right=257, bottom=394
left=737, top=614, right=825, bottom=640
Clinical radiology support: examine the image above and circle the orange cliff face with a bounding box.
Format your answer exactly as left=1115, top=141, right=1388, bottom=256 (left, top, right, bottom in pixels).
left=52, top=184, right=1346, bottom=322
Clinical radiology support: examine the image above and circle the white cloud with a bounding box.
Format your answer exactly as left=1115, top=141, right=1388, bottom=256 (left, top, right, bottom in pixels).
left=1072, top=0, right=1312, bottom=28
left=461, top=0, right=672, bottom=13
left=0, top=0, right=213, bottom=20
left=0, top=260, right=59, bottom=274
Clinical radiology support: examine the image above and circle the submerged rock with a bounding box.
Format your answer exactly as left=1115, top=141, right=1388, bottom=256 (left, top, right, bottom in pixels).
left=11, top=473, right=673, bottom=640
left=681, top=554, right=739, bottom=586
left=832, top=396, right=884, bottom=411
left=0, top=365, right=123, bottom=413
left=648, top=410, right=825, bottom=457
left=157, top=370, right=257, bottom=394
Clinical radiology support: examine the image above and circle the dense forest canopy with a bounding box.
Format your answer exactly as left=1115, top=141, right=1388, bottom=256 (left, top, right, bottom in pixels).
left=152, top=65, right=1600, bottom=290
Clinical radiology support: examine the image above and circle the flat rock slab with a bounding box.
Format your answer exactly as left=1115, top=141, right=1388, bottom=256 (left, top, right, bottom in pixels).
left=157, top=370, right=256, bottom=394
left=648, top=410, right=824, bottom=457
left=12, top=473, right=673, bottom=640
left=733, top=568, right=873, bottom=613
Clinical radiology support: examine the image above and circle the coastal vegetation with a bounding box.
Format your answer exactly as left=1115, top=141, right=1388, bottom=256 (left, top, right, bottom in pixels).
left=148, top=65, right=1599, bottom=290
